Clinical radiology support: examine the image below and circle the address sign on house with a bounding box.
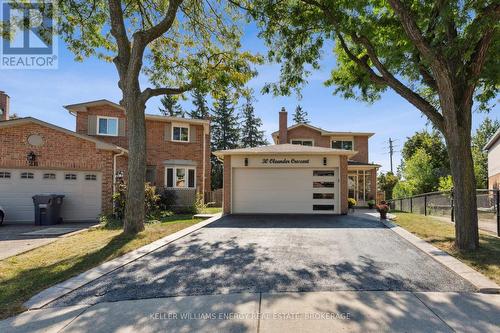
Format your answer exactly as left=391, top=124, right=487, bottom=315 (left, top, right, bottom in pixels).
left=261, top=158, right=310, bottom=164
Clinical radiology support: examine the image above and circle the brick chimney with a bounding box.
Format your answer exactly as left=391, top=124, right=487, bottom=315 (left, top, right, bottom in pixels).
left=278, top=107, right=288, bottom=144
left=0, top=91, right=9, bottom=121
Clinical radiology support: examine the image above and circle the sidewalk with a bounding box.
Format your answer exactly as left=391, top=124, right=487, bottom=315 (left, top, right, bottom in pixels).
left=1, top=291, right=499, bottom=332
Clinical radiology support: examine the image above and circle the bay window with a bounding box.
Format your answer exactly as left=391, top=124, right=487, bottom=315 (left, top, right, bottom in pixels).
left=166, top=167, right=196, bottom=188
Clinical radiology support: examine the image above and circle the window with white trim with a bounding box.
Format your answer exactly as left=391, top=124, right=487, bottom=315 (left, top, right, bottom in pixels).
left=97, top=116, right=118, bottom=136
left=291, top=139, right=313, bottom=146
left=0, top=171, right=11, bottom=179
left=21, top=172, right=34, bottom=179
left=165, top=167, right=196, bottom=188
left=172, top=125, right=189, bottom=142
left=331, top=140, right=353, bottom=150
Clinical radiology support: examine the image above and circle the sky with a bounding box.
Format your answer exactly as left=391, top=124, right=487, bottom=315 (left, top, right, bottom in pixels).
left=1, top=22, right=498, bottom=173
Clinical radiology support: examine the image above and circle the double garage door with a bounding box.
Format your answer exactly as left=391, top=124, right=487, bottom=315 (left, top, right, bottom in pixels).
left=0, top=169, right=102, bottom=223
left=232, top=168, right=339, bottom=214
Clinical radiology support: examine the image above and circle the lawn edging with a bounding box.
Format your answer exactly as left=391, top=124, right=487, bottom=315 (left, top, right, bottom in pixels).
left=24, top=213, right=223, bottom=310
left=373, top=214, right=500, bottom=294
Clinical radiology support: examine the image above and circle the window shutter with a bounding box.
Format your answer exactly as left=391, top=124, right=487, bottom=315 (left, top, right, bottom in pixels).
left=88, top=115, right=97, bottom=135
left=164, top=124, right=171, bottom=141
left=189, top=125, right=197, bottom=143
left=188, top=169, right=195, bottom=188
left=118, top=118, right=126, bottom=136
left=166, top=168, right=173, bottom=187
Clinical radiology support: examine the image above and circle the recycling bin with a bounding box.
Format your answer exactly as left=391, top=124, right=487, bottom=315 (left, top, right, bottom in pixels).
left=32, top=194, right=65, bottom=225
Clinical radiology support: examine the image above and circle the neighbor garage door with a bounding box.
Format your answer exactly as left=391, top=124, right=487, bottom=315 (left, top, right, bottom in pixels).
left=232, top=168, right=339, bottom=214
left=0, top=169, right=102, bottom=223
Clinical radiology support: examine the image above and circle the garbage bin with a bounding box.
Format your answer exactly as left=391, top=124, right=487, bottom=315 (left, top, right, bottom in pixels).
left=32, top=194, right=65, bottom=225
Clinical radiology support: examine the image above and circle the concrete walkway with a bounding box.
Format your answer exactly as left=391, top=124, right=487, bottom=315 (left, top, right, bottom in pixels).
left=2, top=291, right=499, bottom=332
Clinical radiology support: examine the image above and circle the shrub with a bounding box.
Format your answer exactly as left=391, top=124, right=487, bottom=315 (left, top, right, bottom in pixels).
left=99, top=214, right=123, bottom=229
left=367, top=200, right=375, bottom=209
left=438, top=175, right=453, bottom=192
left=157, top=188, right=177, bottom=211
left=193, top=192, right=207, bottom=214
left=348, top=198, right=357, bottom=208
left=112, top=182, right=161, bottom=220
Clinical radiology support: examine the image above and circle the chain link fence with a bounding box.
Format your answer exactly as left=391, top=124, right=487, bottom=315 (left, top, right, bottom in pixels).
left=389, top=189, right=500, bottom=236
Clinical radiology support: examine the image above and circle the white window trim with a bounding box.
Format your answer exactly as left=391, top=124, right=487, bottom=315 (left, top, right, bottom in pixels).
left=331, top=139, right=353, bottom=150
left=165, top=166, right=196, bottom=188
left=97, top=116, right=119, bottom=136
left=290, top=138, right=314, bottom=146
left=171, top=124, right=190, bottom=142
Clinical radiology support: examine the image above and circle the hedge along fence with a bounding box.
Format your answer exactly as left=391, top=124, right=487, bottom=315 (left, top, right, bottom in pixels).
left=389, top=189, right=500, bottom=236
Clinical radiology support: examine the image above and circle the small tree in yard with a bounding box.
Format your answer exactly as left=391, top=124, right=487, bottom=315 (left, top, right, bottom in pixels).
left=240, top=95, right=268, bottom=148
left=250, top=0, right=499, bottom=250
left=34, top=1, right=261, bottom=234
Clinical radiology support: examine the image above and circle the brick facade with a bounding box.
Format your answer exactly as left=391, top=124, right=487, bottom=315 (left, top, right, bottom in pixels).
left=223, top=155, right=231, bottom=215
left=489, top=173, right=500, bottom=190
left=0, top=122, right=122, bottom=213
left=75, top=105, right=211, bottom=193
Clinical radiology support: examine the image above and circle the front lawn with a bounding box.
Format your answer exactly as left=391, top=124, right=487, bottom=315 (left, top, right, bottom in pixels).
left=393, top=212, right=500, bottom=285
left=0, top=215, right=202, bottom=320
left=200, top=207, right=222, bottom=214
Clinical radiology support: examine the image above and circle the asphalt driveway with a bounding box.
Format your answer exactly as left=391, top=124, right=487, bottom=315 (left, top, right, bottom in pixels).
left=50, top=214, right=475, bottom=307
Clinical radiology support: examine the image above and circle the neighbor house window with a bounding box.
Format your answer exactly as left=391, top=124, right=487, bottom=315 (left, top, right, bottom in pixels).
left=331, top=140, right=353, bottom=150
left=43, top=173, right=56, bottom=179
left=172, top=125, right=189, bottom=142
left=85, top=174, right=97, bottom=181
left=291, top=139, right=313, bottom=146
left=0, top=171, right=11, bottom=179
left=166, top=167, right=196, bottom=188
left=97, top=116, right=118, bottom=136
left=65, top=173, right=77, bottom=180
left=21, top=172, right=34, bottom=179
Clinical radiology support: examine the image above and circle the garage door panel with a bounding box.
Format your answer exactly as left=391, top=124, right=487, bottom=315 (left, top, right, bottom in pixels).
left=0, top=169, right=102, bottom=223
left=232, top=168, right=339, bottom=214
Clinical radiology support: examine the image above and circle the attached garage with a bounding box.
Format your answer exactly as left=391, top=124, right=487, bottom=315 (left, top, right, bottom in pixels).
left=0, top=169, right=102, bottom=222
left=215, top=144, right=355, bottom=215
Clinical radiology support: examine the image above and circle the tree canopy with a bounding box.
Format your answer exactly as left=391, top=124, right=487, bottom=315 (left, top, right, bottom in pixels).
left=188, top=89, right=210, bottom=119
left=292, top=105, right=310, bottom=124
left=240, top=95, right=268, bottom=147
left=159, top=95, right=185, bottom=117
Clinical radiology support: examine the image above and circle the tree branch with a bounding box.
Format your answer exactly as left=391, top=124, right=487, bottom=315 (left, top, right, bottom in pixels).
left=141, top=0, right=183, bottom=44
left=141, top=83, right=194, bottom=102
left=108, top=0, right=130, bottom=78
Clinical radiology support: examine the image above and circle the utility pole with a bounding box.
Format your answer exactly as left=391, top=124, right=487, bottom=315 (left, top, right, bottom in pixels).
left=389, top=138, right=394, bottom=173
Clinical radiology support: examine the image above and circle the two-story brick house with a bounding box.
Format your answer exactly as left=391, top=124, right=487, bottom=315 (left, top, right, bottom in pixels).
left=215, top=110, right=379, bottom=215
left=0, top=92, right=210, bottom=223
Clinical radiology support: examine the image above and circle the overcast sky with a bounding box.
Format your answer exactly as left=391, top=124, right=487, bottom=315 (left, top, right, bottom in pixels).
left=1, top=22, right=497, bottom=173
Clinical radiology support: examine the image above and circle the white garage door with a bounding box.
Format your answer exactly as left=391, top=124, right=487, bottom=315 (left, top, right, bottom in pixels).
left=232, top=168, right=339, bottom=214
left=0, top=169, right=102, bottom=223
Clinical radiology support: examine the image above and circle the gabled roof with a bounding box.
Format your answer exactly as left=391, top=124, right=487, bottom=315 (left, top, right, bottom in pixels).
left=271, top=123, right=375, bottom=143
left=484, top=128, right=500, bottom=151
left=214, top=143, right=357, bottom=159
left=0, top=117, right=127, bottom=153
left=64, top=99, right=210, bottom=130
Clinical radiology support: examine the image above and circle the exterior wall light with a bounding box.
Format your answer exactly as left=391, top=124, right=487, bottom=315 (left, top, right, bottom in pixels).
left=244, top=158, right=248, bottom=166
left=323, top=157, right=327, bottom=166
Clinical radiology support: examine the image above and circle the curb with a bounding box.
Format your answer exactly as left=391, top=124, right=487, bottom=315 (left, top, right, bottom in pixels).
left=24, top=213, right=223, bottom=310
left=362, top=213, right=500, bottom=294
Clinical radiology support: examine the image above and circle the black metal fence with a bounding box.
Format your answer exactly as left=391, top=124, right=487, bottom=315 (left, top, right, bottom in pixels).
left=389, top=189, right=500, bottom=236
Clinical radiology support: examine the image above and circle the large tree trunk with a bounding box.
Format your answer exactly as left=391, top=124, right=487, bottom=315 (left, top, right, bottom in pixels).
left=444, top=119, right=479, bottom=251
left=123, top=93, right=147, bottom=234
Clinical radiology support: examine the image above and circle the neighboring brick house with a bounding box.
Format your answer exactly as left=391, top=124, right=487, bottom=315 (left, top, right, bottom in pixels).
left=272, top=110, right=380, bottom=206
left=0, top=92, right=210, bottom=223
left=484, top=128, right=500, bottom=189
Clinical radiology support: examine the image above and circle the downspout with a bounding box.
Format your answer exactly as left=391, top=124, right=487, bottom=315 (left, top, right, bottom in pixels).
left=202, top=124, right=207, bottom=195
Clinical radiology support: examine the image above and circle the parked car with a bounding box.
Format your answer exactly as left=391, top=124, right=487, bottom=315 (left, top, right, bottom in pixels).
left=0, top=205, right=4, bottom=225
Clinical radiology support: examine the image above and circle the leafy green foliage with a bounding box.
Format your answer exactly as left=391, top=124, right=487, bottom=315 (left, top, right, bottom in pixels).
left=392, top=181, right=415, bottom=199
left=401, top=148, right=436, bottom=194
left=113, top=182, right=161, bottom=220
left=348, top=197, right=357, bottom=208
left=378, top=171, right=399, bottom=200
left=292, top=105, right=309, bottom=124
left=401, top=130, right=450, bottom=179
left=240, top=95, right=268, bottom=148
left=188, top=89, right=210, bottom=119
left=472, top=117, right=500, bottom=188
left=438, top=175, right=454, bottom=192
left=159, top=95, right=184, bottom=117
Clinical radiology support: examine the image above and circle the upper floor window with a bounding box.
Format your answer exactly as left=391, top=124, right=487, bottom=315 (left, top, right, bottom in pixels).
left=172, top=125, right=189, bottom=142
left=331, top=140, right=353, bottom=150
left=97, top=116, right=118, bottom=136
left=291, top=139, right=313, bottom=146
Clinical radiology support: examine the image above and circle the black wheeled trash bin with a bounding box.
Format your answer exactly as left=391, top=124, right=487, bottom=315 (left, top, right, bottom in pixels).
left=32, top=194, right=65, bottom=225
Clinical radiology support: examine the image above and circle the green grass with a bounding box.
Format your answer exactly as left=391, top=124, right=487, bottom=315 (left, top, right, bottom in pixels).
left=393, top=212, right=500, bottom=285
left=0, top=215, right=202, bottom=320
left=200, top=207, right=222, bottom=214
